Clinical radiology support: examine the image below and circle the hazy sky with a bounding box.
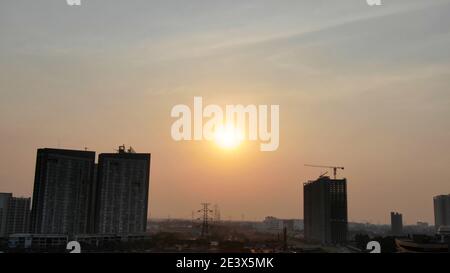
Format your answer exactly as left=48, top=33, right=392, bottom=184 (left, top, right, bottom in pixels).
left=1, top=0, right=450, bottom=224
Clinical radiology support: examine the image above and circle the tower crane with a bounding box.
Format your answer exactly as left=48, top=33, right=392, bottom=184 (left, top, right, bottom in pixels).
left=304, top=164, right=345, bottom=179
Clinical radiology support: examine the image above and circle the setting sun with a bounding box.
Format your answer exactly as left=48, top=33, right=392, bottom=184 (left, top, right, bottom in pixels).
left=214, top=124, right=244, bottom=149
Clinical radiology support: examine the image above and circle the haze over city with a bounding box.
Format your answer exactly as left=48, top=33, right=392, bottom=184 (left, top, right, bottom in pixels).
left=1, top=0, right=450, bottom=225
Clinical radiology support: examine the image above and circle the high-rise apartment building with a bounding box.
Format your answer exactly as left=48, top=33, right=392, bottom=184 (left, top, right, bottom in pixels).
left=0, top=193, right=31, bottom=237
left=30, top=149, right=96, bottom=235
left=7, top=197, right=31, bottom=234
left=391, top=212, right=403, bottom=236
left=0, top=193, right=12, bottom=237
left=94, top=146, right=150, bottom=234
left=434, top=194, right=450, bottom=231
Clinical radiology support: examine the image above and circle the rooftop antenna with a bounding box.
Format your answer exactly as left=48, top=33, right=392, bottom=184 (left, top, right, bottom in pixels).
left=116, top=144, right=126, bottom=153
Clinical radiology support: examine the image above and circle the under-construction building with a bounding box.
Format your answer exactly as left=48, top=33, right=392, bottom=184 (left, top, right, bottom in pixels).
left=303, top=176, right=348, bottom=245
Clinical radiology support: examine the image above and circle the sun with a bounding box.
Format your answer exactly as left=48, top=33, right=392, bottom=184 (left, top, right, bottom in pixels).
left=214, top=123, right=244, bottom=149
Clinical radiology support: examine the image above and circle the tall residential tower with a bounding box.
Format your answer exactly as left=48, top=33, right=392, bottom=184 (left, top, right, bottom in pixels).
left=390, top=212, right=403, bottom=236
left=0, top=193, right=31, bottom=237
left=434, top=194, right=450, bottom=231
left=30, top=149, right=96, bottom=235
left=94, top=146, right=150, bottom=234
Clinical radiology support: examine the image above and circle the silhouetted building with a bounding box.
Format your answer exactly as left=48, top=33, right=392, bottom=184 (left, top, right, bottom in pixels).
left=282, top=219, right=295, bottom=232
left=391, top=212, right=403, bottom=236
left=434, top=194, right=450, bottom=231
left=263, top=216, right=283, bottom=230
left=30, top=148, right=96, bottom=235
left=303, top=176, right=348, bottom=245
left=0, top=193, right=31, bottom=237
left=0, top=193, right=12, bottom=237
left=94, top=146, right=150, bottom=234
left=7, top=197, right=31, bottom=235
left=417, top=221, right=429, bottom=228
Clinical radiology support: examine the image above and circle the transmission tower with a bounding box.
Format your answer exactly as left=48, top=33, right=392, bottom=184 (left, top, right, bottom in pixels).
left=198, top=203, right=213, bottom=237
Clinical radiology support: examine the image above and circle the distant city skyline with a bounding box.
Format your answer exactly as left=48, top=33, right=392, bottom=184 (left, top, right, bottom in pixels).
left=2, top=146, right=445, bottom=227
left=1, top=0, right=450, bottom=224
